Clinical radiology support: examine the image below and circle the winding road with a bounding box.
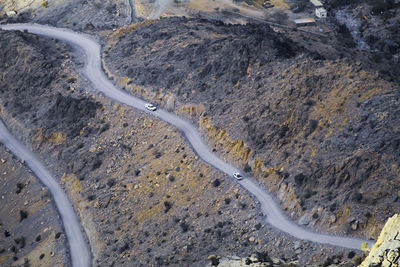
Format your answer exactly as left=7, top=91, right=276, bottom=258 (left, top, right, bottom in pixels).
left=0, top=120, right=91, bottom=267
left=0, top=23, right=375, bottom=266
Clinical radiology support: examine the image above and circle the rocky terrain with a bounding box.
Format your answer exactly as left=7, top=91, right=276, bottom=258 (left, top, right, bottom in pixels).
left=0, top=146, right=69, bottom=267
left=103, top=16, right=400, bottom=241
left=0, top=0, right=132, bottom=30
left=1, top=0, right=399, bottom=266
left=0, top=27, right=367, bottom=266
left=361, top=214, right=400, bottom=267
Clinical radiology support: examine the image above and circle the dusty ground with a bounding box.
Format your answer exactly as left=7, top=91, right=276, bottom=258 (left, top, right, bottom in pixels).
left=0, top=146, right=69, bottom=267
left=103, top=16, right=400, bottom=242
left=0, top=26, right=365, bottom=266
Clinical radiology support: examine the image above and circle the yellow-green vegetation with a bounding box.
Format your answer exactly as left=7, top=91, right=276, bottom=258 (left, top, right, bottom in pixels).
left=108, top=20, right=156, bottom=40
left=200, top=116, right=253, bottom=164
left=309, top=63, right=392, bottom=136
left=49, top=132, right=66, bottom=145
left=41, top=1, right=48, bottom=8
left=61, top=173, right=82, bottom=194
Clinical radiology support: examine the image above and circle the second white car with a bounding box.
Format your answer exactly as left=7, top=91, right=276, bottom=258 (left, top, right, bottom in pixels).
left=233, top=172, right=243, bottom=180
left=145, top=103, right=157, bottom=111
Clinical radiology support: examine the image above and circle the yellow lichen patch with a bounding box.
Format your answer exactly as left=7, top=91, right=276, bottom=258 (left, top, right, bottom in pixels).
left=48, top=132, right=66, bottom=145
left=12, top=232, right=58, bottom=267
left=277, top=183, right=302, bottom=213
left=177, top=104, right=205, bottom=118
left=360, top=87, right=382, bottom=101
left=252, top=157, right=264, bottom=176
left=108, top=20, right=156, bottom=39
left=117, top=76, right=130, bottom=87
left=0, top=254, right=12, bottom=265
left=61, top=173, right=82, bottom=194
left=335, top=205, right=351, bottom=227
left=309, top=148, right=317, bottom=162
left=200, top=116, right=253, bottom=164
left=34, top=128, right=44, bottom=143
left=210, top=33, right=227, bottom=39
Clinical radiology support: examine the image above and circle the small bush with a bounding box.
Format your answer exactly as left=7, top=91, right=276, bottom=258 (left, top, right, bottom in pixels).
left=41, top=1, right=48, bottom=8
left=16, top=183, right=24, bottom=194
left=92, top=159, right=102, bottom=170
left=212, top=179, right=221, bottom=187
left=19, top=210, right=28, bottom=222
left=244, top=163, right=252, bottom=173
left=67, top=77, right=77, bottom=84
left=179, top=222, right=189, bottom=233
left=164, top=201, right=172, bottom=213
left=107, top=179, right=116, bottom=187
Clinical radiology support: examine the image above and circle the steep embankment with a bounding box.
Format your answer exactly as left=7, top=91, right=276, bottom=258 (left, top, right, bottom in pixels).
left=0, top=146, right=69, bottom=267
left=0, top=27, right=362, bottom=266
left=104, top=16, right=400, bottom=240
left=0, top=0, right=131, bottom=30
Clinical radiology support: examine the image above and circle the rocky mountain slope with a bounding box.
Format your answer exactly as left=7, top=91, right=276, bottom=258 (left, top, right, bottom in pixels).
left=0, top=0, right=131, bottom=30
left=0, top=27, right=364, bottom=266
left=0, top=146, right=69, bottom=267
left=103, top=16, right=400, bottom=241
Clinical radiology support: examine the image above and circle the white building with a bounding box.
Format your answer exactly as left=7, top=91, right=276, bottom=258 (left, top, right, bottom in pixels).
left=310, top=0, right=323, bottom=7
left=316, top=7, right=327, bottom=18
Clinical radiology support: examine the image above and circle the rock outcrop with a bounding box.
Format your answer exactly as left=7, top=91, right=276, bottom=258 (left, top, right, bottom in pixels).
left=361, top=214, right=400, bottom=267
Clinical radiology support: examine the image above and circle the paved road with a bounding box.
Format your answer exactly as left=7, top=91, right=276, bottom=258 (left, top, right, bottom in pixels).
left=0, top=23, right=375, bottom=253
left=0, top=119, right=91, bottom=267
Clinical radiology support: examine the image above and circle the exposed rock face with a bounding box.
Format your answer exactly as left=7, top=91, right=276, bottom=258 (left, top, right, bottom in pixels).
left=361, top=214, right=400, bottom=267
left=103, top=16, right=400, bottom=239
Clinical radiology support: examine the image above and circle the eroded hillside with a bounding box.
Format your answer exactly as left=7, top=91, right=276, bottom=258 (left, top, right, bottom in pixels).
left=103, top=16, right=400, bottom=241
left=0, top=28, right=365, bottom=266
left=0, top=0, right=131, bottom=30
left=0, top=146, right=69, bottom=267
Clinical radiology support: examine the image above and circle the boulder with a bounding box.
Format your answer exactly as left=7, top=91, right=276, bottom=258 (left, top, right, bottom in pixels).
left=361, top=214, right=400, bottom=266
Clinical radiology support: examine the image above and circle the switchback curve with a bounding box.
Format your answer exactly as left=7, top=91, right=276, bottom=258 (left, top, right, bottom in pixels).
left=0, top=23, right=375, bottom=252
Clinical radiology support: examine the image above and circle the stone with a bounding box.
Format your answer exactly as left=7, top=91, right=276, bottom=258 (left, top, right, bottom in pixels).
left=294, top=241, right=301, bottom=250
left=249, top=236, right=255, bottom=243
left=208, top=254, right=217, bottom=260
left=299, top=213, right=311, bottom=225
left=249, top=254, right=258, bottom=262
left=387, top=249, right=399, bottom=263
left=351, top=221, right=358, bottom=231
left=361, top=214, right=400, bottom=266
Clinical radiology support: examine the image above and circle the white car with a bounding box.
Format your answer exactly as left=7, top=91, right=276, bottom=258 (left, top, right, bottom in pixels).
left=145, top=103, right=157, bottom=111
left=233, top=172, right=243, bottom=180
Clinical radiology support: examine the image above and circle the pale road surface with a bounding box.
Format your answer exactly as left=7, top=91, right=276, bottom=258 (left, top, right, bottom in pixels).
left=0, top=23, right=374, bottom=262
left=0, top=120, right=91, bottom=267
